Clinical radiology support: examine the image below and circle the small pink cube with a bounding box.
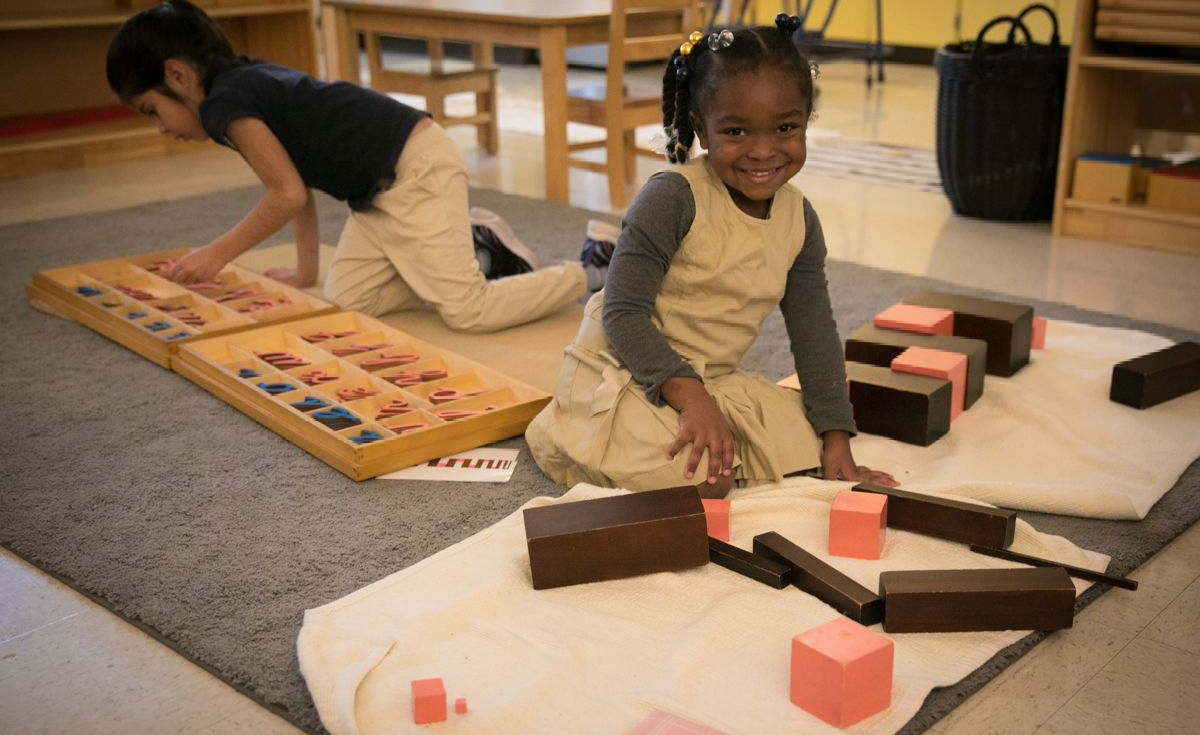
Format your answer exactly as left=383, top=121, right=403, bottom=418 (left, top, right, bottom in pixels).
left=828, top=490, right=887, bottom=560
left=412, top=678, right=447, bottom=725
left=701, top=498, right=731, bottom=542
left=874, top=303, right=954, bottom=336
left=1031, top=316, right=1046, bottom=350
left=454, top=697, right=468, bottom=715
left=890, top=346, right=968, bottom=421
left=791, top=618, right=894, bottom=728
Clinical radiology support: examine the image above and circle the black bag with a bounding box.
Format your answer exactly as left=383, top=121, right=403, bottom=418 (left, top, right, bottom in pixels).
left=935, top=4, right=1069, bottom=221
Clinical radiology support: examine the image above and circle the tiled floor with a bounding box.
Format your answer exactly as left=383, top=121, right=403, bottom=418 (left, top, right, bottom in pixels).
left=2, top=59, right=1198, bottom=735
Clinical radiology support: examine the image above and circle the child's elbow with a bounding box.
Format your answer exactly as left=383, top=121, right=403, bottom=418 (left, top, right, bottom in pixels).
left=278, top=184, right=309, bottom=214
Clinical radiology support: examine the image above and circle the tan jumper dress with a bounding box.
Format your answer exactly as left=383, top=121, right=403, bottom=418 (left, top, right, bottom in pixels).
left=525, top=157, right=823, bottom=491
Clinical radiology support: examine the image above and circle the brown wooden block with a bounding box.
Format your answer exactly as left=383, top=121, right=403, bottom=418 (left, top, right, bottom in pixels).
left=752, top=532, right=884, bottom=625
left=902, top=290, right=1033, bottom=377
left=878, top=567, right=1075, bottom=633
left=708, top=537, right=793, bottom=589
left=968, top=544, right=1138, bottom=591
left=845, top=325, right=987, bottom=409
left=1109, top=341, right=1200, bottom=409
left=853, top=483, right=1016, bottom=549
left=523, top=486, right=709, bottom=590
left=846, top=361, right=952, bottom=446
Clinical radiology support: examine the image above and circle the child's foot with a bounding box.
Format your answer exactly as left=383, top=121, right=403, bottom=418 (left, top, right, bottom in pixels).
left=469, top=207, right=540, bottom=279
left=580, top=219, right=618, bottom=292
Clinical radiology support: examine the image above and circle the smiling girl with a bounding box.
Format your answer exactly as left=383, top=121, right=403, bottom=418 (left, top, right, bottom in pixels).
left=526, top=19, right=897, bottom=496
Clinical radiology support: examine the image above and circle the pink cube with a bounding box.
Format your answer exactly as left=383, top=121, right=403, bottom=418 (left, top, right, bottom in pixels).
left=701, top=498, right=731, bottom=542
left=776, top=373, right=802, bottom=393
left=454, top=697, right=468, bottom=715
left=890, top=346, right=968, bottom=421
left=828, top=490, right=887, bottom=560
left=412, top=678, right=447, bottom=724
left=791, top=618, right=894, bottom=728
left=625, top=710, right=732, bottom=735
left=874, top=303, right=954, bottom=336
left=1031, top=316, right=1046, bottom=350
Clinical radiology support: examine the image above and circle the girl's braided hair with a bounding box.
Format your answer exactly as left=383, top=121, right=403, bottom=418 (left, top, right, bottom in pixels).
left=661, top=18, right=815, bottom=164
left=106, top=0, right=235, bottom=102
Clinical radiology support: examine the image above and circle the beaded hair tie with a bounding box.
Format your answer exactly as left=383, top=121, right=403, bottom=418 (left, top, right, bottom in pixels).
left=775, top=13, right=803, bottom=34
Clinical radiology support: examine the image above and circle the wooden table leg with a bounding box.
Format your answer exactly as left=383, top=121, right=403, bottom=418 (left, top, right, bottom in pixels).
left=538, top=26, right=570, bottom=202
left=321, top=4, right=359, bottom=82
left=473, top=42, right=499, bottom=155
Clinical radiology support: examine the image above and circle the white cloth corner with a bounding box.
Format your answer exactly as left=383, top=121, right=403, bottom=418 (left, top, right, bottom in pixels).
left=298, top=478, right=1108, bottom=735
left=851, top=319, right=1200, bottom=520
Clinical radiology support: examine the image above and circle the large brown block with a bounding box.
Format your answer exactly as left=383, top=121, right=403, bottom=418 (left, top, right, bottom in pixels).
left=902, top=291, right=1033, bottom=377
left=846, top=362, right=952, bottom=446
left=878, top=567, right=1075, bottom=633
left=845, top=325, right=987, bottom=409
left=752, top=532, right=884, bottom=625
left=523, top=486, right=709, bottom=590
left=853, top=483, right=1015, bottom=548
left=1109, top=341, right=1200, bottom=409
left=708, top=537, right=792, bottom=589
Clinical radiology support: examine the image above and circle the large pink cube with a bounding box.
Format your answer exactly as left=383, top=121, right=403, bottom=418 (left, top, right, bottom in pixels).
left=701, top=498, right=731, bottom=542
left=412, top=678, right=447, bottom=724
left=1031, top=316, right=1046, bottom=350
left=828, top=490, right=887, bottom=559
left=791, top=618, right=894, bottom=728
left=890, top=346, right=968, bottom=421
left=874, top=303, right=954, bottom=336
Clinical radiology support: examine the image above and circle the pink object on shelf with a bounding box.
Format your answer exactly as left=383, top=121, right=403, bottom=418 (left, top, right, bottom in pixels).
left=411, top=678, right=447, bottom=725
left=1031, top=316, right=1046, bottom=350
left=828, top=490, right=888, bottom=560
left=791, top=617, right=894, bottom=728
left=701, top=498, right=731, bottom=542
left=624, top=709, right=733, bottom=735
left=454, top=697, right=468, bottom=715
left=874, top=303, right=954, bottom=336
left=890, top=346, right=968, bottom=421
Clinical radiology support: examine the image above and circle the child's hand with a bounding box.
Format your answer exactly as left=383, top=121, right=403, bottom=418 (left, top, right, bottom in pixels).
left=167, top=246, right=228, bottom=285
left=663, top=378, right=736, bottom=485
left=820, top=430, right=899, bottom=487
left=264, top=267, right=316, bottom=288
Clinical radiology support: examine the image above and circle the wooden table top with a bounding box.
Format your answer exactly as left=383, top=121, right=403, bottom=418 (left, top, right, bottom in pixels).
left=322, top=0, right=616, bottom=25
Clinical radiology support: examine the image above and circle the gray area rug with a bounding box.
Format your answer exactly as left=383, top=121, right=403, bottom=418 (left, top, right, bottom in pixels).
left=2, top=187, right=1197, bottom=735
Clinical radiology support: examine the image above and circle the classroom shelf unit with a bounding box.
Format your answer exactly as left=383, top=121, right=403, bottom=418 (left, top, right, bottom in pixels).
left=0, top=1, right=317, bottom=180
left=1052, top=0, right=1200, bottom=254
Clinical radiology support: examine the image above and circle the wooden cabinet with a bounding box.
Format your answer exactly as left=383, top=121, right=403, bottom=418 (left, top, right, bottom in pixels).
left=1052, top=0, right=1200, bottom=254
left=0, top=1, right=317, bottom=180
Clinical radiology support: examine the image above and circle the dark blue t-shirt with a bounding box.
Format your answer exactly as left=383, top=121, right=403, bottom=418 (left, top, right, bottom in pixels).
left=200, top=60, right=428, bottom=210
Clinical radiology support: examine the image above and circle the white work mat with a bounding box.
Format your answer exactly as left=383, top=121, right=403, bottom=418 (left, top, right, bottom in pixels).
left=851, top=319, right=1200, bottom=520
left=298, top=479, right=1106, bottom=735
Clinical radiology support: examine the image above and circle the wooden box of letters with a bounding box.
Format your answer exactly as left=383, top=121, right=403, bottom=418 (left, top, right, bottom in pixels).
left=27, top=248, right=337, bottom=368
left=173, top=311, right=551, bottom=480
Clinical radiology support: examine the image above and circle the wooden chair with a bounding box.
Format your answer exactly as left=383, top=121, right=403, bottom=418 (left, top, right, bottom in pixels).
left=363, top=35, right=500, bottom=154
left=566, top=0, right=701, bottom=207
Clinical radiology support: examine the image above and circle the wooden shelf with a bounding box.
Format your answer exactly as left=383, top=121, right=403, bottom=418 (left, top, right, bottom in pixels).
left=1051, top=0, right=1200, bottom=254
left=0, top=1, right=316, bottom=179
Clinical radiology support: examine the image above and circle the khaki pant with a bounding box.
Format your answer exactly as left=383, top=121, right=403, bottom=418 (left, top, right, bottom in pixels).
left=324, top=122, right=586, bottom=332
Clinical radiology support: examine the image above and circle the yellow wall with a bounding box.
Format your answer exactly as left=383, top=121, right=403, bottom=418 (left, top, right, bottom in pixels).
left=753, top=1, right=1076, bottom=48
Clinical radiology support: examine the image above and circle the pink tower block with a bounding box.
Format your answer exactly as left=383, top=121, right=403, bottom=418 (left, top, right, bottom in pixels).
left=454, top=697, right=468, bottom=715
left=890, top=346, right=968, bottom=421
left=701, top=498, right=731, bottom=542
left=1031, top=316, right=1046, bottom=350
left=791, top=617, right=894, bottom=728
left=412, top=678, right=447, bottom=725
left=828, top=490, right=888, bottom=560
left=874, top=303, right=954, bottom=336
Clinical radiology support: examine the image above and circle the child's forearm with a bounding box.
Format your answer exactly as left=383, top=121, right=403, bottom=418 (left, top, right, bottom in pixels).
left=292, top=190, right=319, bottom=281
left=207, top=186, right=308, bottom=264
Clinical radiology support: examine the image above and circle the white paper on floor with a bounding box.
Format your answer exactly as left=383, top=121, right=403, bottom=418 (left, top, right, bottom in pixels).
left=377, top=448, right=520, bottom=482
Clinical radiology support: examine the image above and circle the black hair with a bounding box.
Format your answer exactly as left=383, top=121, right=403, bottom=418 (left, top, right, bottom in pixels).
left=106, top=0, right=235, bottom=103
left=661, top=25, right=815, bottom=164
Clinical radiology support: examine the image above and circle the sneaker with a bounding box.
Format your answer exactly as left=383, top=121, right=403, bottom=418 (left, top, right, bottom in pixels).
left=580, top=219, right=619, bottom=268
left=469, top=207, right=540, bottom=279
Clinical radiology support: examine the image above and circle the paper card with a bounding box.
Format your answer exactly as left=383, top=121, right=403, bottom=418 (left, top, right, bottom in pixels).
left=625, top=710, right=732, bottom=735
left=377, top=448, right=520, bottom=482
